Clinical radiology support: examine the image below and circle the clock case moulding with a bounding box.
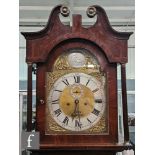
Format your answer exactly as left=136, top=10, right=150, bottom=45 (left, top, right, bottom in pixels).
left=21, top=4, right=133, bottom=154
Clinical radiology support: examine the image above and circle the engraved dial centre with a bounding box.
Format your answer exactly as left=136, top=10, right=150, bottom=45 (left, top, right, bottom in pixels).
left=59, top=84, right=95, bottom=118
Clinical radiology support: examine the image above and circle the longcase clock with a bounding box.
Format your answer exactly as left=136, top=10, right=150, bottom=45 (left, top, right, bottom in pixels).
left=21, top=5, right=133, bottom=155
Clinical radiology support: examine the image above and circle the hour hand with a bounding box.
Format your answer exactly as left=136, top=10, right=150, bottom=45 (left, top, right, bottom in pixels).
left=71, top=99, right=79, bottom=121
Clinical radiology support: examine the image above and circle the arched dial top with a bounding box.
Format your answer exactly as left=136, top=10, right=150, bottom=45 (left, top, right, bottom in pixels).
left=48, top=72, right=106, bottom=131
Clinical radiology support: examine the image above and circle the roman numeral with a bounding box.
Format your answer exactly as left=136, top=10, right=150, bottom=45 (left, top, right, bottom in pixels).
left=54, top=109, right=62, bottom=117
left=92, top=88, right=99, bottom=93
left=95, top=99, right=102, bottom=103
left=52, top=99, right=59, bottom=104
left=74, top=76, right=80, bottom=83
left=54, top=89, right=62, bottom=92
left=75, top=120, right=82, bottom=128
left=62, top=116, right=69, bottom=125
left=92, top=108, right=100, bottom=116
left=87, top=118, right=92, bottom=123
left=86, top=79, right=90, bottom=86
left=62, top=79, right=69, bottom=86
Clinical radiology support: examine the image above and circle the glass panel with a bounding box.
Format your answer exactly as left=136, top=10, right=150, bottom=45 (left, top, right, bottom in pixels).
left=117, top=64, right=135, bottom=144
left=117, top=64, right=124, bottom=143
left=19, top=91, right=36, bottom=131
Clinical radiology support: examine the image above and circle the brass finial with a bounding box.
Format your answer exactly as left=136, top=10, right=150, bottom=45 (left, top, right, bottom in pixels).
left=60, top=6, right=70, bottom=17
left=87, top=6, right=97, bottom=18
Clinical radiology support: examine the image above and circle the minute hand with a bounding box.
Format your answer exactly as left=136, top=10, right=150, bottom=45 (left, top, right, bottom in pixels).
left=77, top=102, right=81, bottom=122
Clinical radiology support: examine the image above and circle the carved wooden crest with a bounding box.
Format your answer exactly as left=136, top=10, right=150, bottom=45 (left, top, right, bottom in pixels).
left=22, top=5, right=132, bottom=64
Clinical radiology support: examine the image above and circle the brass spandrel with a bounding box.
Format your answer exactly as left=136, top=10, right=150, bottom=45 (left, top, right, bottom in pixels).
left=53, top=50, right=100, bottom=71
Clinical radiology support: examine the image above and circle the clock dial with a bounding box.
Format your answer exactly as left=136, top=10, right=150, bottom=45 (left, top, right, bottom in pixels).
left=48, top=72, right=106, bottom=131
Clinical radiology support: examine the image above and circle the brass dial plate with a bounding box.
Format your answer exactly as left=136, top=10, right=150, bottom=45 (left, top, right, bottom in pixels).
left=46, top=71, right=108, bottom=134
left=45, top=49, right=108, bottom=134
